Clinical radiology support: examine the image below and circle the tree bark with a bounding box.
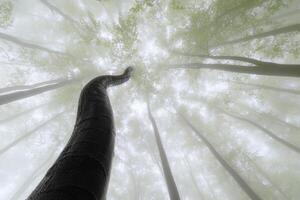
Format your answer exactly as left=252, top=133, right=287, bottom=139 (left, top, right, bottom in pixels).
left=213, top=24, right=300, bottom=47
left=0, top=78, right=76, bottom=105
left=180, top=114, right=262, bottom=200
left=147, top=102, right=181, bottom=200
left=218, top=108, right=300, bottom=154
left=27, top=67, right=133, bottom=200
left=170, top=62, right=300, bottom=78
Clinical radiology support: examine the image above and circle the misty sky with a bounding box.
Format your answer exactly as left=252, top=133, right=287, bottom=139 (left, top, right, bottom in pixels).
left=1, top=0, right=300, bottom=199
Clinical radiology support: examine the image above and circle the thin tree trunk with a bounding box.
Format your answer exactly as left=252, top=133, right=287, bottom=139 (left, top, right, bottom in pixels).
left=180, top=114, right=262, bottom=200
left=40, top=0, right=78, bottom=25
left=213, top=24, right=300, bottom=47
left=169, top=62, right=300, bottom=77
left=182, top=156, right=204, bottom=200
left=0, top=111, right=65, bottom=156
left=218, top=108, right=300, bottom=154
left=242, top=153, right=290, bottom=200
left=147, top=102, right=181, bottom=200
left=0, top=101, right=50, bottom=124
left=0, top=79, right=67, bottom=94
left=0, top=32, right=66, bottom=55
left=172, top=52, right=300, bottom=68
left=27, top=67, right=133, bottom=200
left=229, top=80, right=300, bottom=96
left=0, top=78, right=76, bottom=105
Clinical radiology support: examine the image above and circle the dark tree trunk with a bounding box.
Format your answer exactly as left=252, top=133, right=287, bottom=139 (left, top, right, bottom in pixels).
left=170, top=63, right=300, bottom=77
left=218, top=108, right=300, bottom=154
left=27, top=67, right=133, bottom=200
left=147, top=102, right=181, bottom=200
left=0, top=32, right=66, bottom=55
left=0, top=78, right=76, bottom=105
left=180, top=114, right=262, bottom=200
left=172, top=52, right=300, bottom=68
left=213, top=24, right=300, bottom=47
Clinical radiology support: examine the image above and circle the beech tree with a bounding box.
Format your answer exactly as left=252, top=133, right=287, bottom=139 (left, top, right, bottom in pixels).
left=147, top=102, right=181, bottom=200
left=1, top=0, right=300, bottom=199
left=180, top=114, right=262, bottom=200
left=27, top=67, right=133, bottom=200
left=0, top=78, right=78, bottom=105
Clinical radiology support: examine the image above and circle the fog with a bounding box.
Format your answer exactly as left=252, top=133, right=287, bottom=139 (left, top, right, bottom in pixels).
left=0, top=0, right=300, bottom=199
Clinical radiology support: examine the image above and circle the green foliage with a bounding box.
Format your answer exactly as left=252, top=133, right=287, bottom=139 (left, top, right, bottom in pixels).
left=0, top=0, right=13, bottom=28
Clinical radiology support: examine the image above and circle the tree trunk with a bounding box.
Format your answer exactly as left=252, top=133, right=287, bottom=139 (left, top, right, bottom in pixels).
left=172, top=52, right=299, bottom=68
left=40, top=0, right=77, bottom=25
left=147, top=102, right=181, bottom=200
left=170, top=63, right=300, bottom=77
left=218, top=108, right=300, bottom=154
left=229, top=80, right=300, bottom=96
left=242, top=153, right=290, bottom=200
left=27, top=67, right=133, bottom=200
left=213, top=24, right=300, bottom=47
left=0, top=78, right=76, bottom=105
left=0, top=101, right=50, bottom=124
left=0, top=32, right=66, bottom=55
left=183, top=156, right=204, bottom=200
left=0, top=79, right=68, bottom=94
left=180, top=114, right=262, bottom=200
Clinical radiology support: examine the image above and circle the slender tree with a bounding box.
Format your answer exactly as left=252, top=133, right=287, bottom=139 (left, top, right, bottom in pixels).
left=147, top=102, right=181, bottom=200
left=241, top=153, right=290, bottom=200
left=39, top=0, right=78, bottom=25
left=0, top=111, right=65, bottom=156
left=170, top=62, right=300, bottom=77
left=229, top=80, right=300, bottom=96
left=0, top=101, right=50, bottom=124
left=27, top=67, right=133, bottom=200
left=0, top=79, right=68, bottom=94
left=0, top=32, right=66, bottom=55
left=182, top=155, right=205, bottom=200
left=0, top=78, right=77, bottom=105
left=213, top=24, right=300, bottom=47
left=180, top=114, right=262, bottom=200
left=172, top=51, right=300, bottom=68
left=218, top=108, right=300, bottom=154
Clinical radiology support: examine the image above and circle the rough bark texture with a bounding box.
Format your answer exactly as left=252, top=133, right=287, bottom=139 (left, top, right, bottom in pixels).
left=180, top=114, right=262, bottom=200
left=147, top=102, right=181, bottom=200
left=27, top=67, right=132, bottom=200
left=0, top=78, right=76, bottom=105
